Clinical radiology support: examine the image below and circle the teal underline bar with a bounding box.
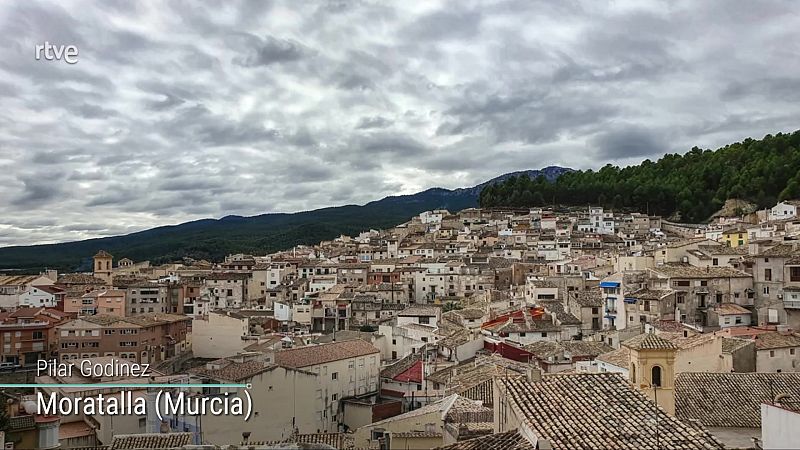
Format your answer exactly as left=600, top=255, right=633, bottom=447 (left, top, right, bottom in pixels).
left=0, top=384, right=248, bottom=388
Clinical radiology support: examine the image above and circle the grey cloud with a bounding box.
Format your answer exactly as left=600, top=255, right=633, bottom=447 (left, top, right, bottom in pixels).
left=1, top=0, right=800, bottom=246
left=11, top=174, right=64, bottom=206
left=590, top=125, right=668, bottom=159
left=404, top=9, right=482, bottom=41
left=147, top=93, right=185, bottom=111
left=74, top=103, right=118, bottom=118
left=356, top=116, right=393, bottom=129
left=721, top=78, right=800, bottom=102
left=233, top=35, right=312, bottom=67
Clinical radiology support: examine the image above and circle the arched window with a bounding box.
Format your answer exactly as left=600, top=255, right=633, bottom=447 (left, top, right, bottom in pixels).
left=631, top=363, right=637, bottom=383
left=651, top=365, right=662, bottom=387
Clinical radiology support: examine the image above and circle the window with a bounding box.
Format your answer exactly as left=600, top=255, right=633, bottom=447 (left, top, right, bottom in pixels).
left=331, top=372, right=338, bottom=380
left=419, top=316, right=430, bottom=324
left=770, top=350, right=776, bottom=357
left=651, top=366, right=662, bottom=387
left=541, top=332, right=548, bottom=337
left=712, top=258, right=719, bottom=266
left=32, top=331, right=43, bottom=340
left=765, top=269, right=772, bottom=281
left=791, top=348, right=796, bottom=356
left=764, top=286, right=770, bottom=295
left=791, top=267, right=800, bottom=282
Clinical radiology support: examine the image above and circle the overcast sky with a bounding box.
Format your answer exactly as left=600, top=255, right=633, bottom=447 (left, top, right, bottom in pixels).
left=1, top=0, right=799, bottom=246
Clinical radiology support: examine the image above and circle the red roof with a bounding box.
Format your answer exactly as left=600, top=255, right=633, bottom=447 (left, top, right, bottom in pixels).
left=393, top=360, right=423, bottom=383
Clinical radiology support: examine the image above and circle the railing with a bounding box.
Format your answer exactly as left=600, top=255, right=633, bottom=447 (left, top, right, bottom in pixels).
left=784, top=300, right=800, bottom=309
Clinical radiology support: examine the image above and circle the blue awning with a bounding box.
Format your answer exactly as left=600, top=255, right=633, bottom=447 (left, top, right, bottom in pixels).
left=624, top=297, right=637, bottom=304
left=600, top=281, right=620, bottom=288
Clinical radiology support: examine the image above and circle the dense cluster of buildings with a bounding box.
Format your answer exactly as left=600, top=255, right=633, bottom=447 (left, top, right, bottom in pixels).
left=3, top=203, right=800, bottom=449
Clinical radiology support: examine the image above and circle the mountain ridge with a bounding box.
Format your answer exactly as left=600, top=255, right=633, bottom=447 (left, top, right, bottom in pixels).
left=0, top=166, right=572, bottom=271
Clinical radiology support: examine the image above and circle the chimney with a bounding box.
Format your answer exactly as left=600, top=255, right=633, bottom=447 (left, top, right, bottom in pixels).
left=526, top=368, right=542, bottom=383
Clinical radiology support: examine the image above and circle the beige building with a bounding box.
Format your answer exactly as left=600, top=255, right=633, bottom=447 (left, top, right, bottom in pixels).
left=191, top=311, right=250, bottom=358
left=354, top=394, right=492, bottom=449
left=94, top=289, right=126, bottom=316
left=275, top=339, right=381, bottom=432
left=188, top=353, right=321, bottom=444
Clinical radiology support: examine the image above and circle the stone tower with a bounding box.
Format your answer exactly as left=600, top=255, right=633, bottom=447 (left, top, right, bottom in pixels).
left=623, top=332, right=678, bottom=415
left=93, top=250, right=113, bottom=285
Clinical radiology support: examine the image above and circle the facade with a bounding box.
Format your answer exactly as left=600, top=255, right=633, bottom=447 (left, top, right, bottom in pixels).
left=56, top=313, right=191, bottom=364
left=275, top=339, right=381, bottom=432
left=0, top=308, right=71, bottom=365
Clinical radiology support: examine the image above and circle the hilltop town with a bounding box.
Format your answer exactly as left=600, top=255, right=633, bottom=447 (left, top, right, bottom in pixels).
left=3, top=202, right=800, bottom=449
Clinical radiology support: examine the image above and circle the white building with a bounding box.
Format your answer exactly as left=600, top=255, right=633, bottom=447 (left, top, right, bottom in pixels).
left=761, top=401, right=800, bottom=449
left=18, top=285, right=63, bottom=308
left=769, top=201, right=799, bottom=221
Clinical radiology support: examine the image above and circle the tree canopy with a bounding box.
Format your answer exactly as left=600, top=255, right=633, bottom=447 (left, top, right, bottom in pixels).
left=479, top=131, right=800, bottom=222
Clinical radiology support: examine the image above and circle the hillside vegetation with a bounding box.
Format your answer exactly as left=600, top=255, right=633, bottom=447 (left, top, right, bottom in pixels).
left=480, top=131, right=800, bottom=222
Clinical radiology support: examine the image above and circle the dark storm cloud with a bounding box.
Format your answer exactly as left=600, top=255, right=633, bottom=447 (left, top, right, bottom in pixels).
left=721, top=77, right=800, bottom=103
left=11, top=174, right=64, bottom=206
left=1, top=0, right=799, bottom=245
left=233, top=35, right=312, bottom=67
left=591, top=125, right=669, bottom=160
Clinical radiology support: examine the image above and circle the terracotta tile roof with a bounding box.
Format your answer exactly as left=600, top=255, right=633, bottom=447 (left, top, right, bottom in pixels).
left=627, top=289, right=673, bottom=300
left=676, top=372, right=800, bottom=428
left=528, top=279, right=557, bottom=288
left=110, top=432, right=193, bottom=449
left=569, top=289, right=604, bottom=307
left=257, top=432, right=353, bottom=448
left=58, top=420, right=95, bottom=439
left=189, top=358, right=274, bottom=382
left=450, top=308, right=486, bottom=320
left=622, top=332, right=677, bottom=351
left=0, top=275, right=39, bottom=286
left=276, top=339, right=379, bottom=368
left=721, top=337, right=753, bottom=353
left=502, top=373, right=724, bottom=449
left=399, top=305, right=439, bottom=317
left=760, top=243, right=799, bottom=257
left=57, top=273, right=108, bottom=285
left=537, top=300, right=581, bottom=325
left=714, top=303, right=751, bottom=315
left=650, top=263, right=751, bottom=279
left=381, top=351, right=423, bottom=380
left=434, top=430, right=533, bottom=450
left=596, top=347, right=630, bottom=368
left=697, top=244, right=748, bottom=255
left=525, top=341, right=614, bottom=360
left=753, top=331, right=800, bottom=350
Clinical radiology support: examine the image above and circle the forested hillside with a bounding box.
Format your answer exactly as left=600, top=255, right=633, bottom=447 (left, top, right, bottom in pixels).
left=479, top=131, right=800, bottom=222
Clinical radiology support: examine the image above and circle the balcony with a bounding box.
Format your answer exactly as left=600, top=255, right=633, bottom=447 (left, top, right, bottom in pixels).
left=784, top=300, right=800, bottom=309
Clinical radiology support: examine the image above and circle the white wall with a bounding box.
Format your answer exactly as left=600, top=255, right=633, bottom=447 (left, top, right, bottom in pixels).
left=192, top=313, right=248, bottom=358
left=761, top=403, right=800, bottom=449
